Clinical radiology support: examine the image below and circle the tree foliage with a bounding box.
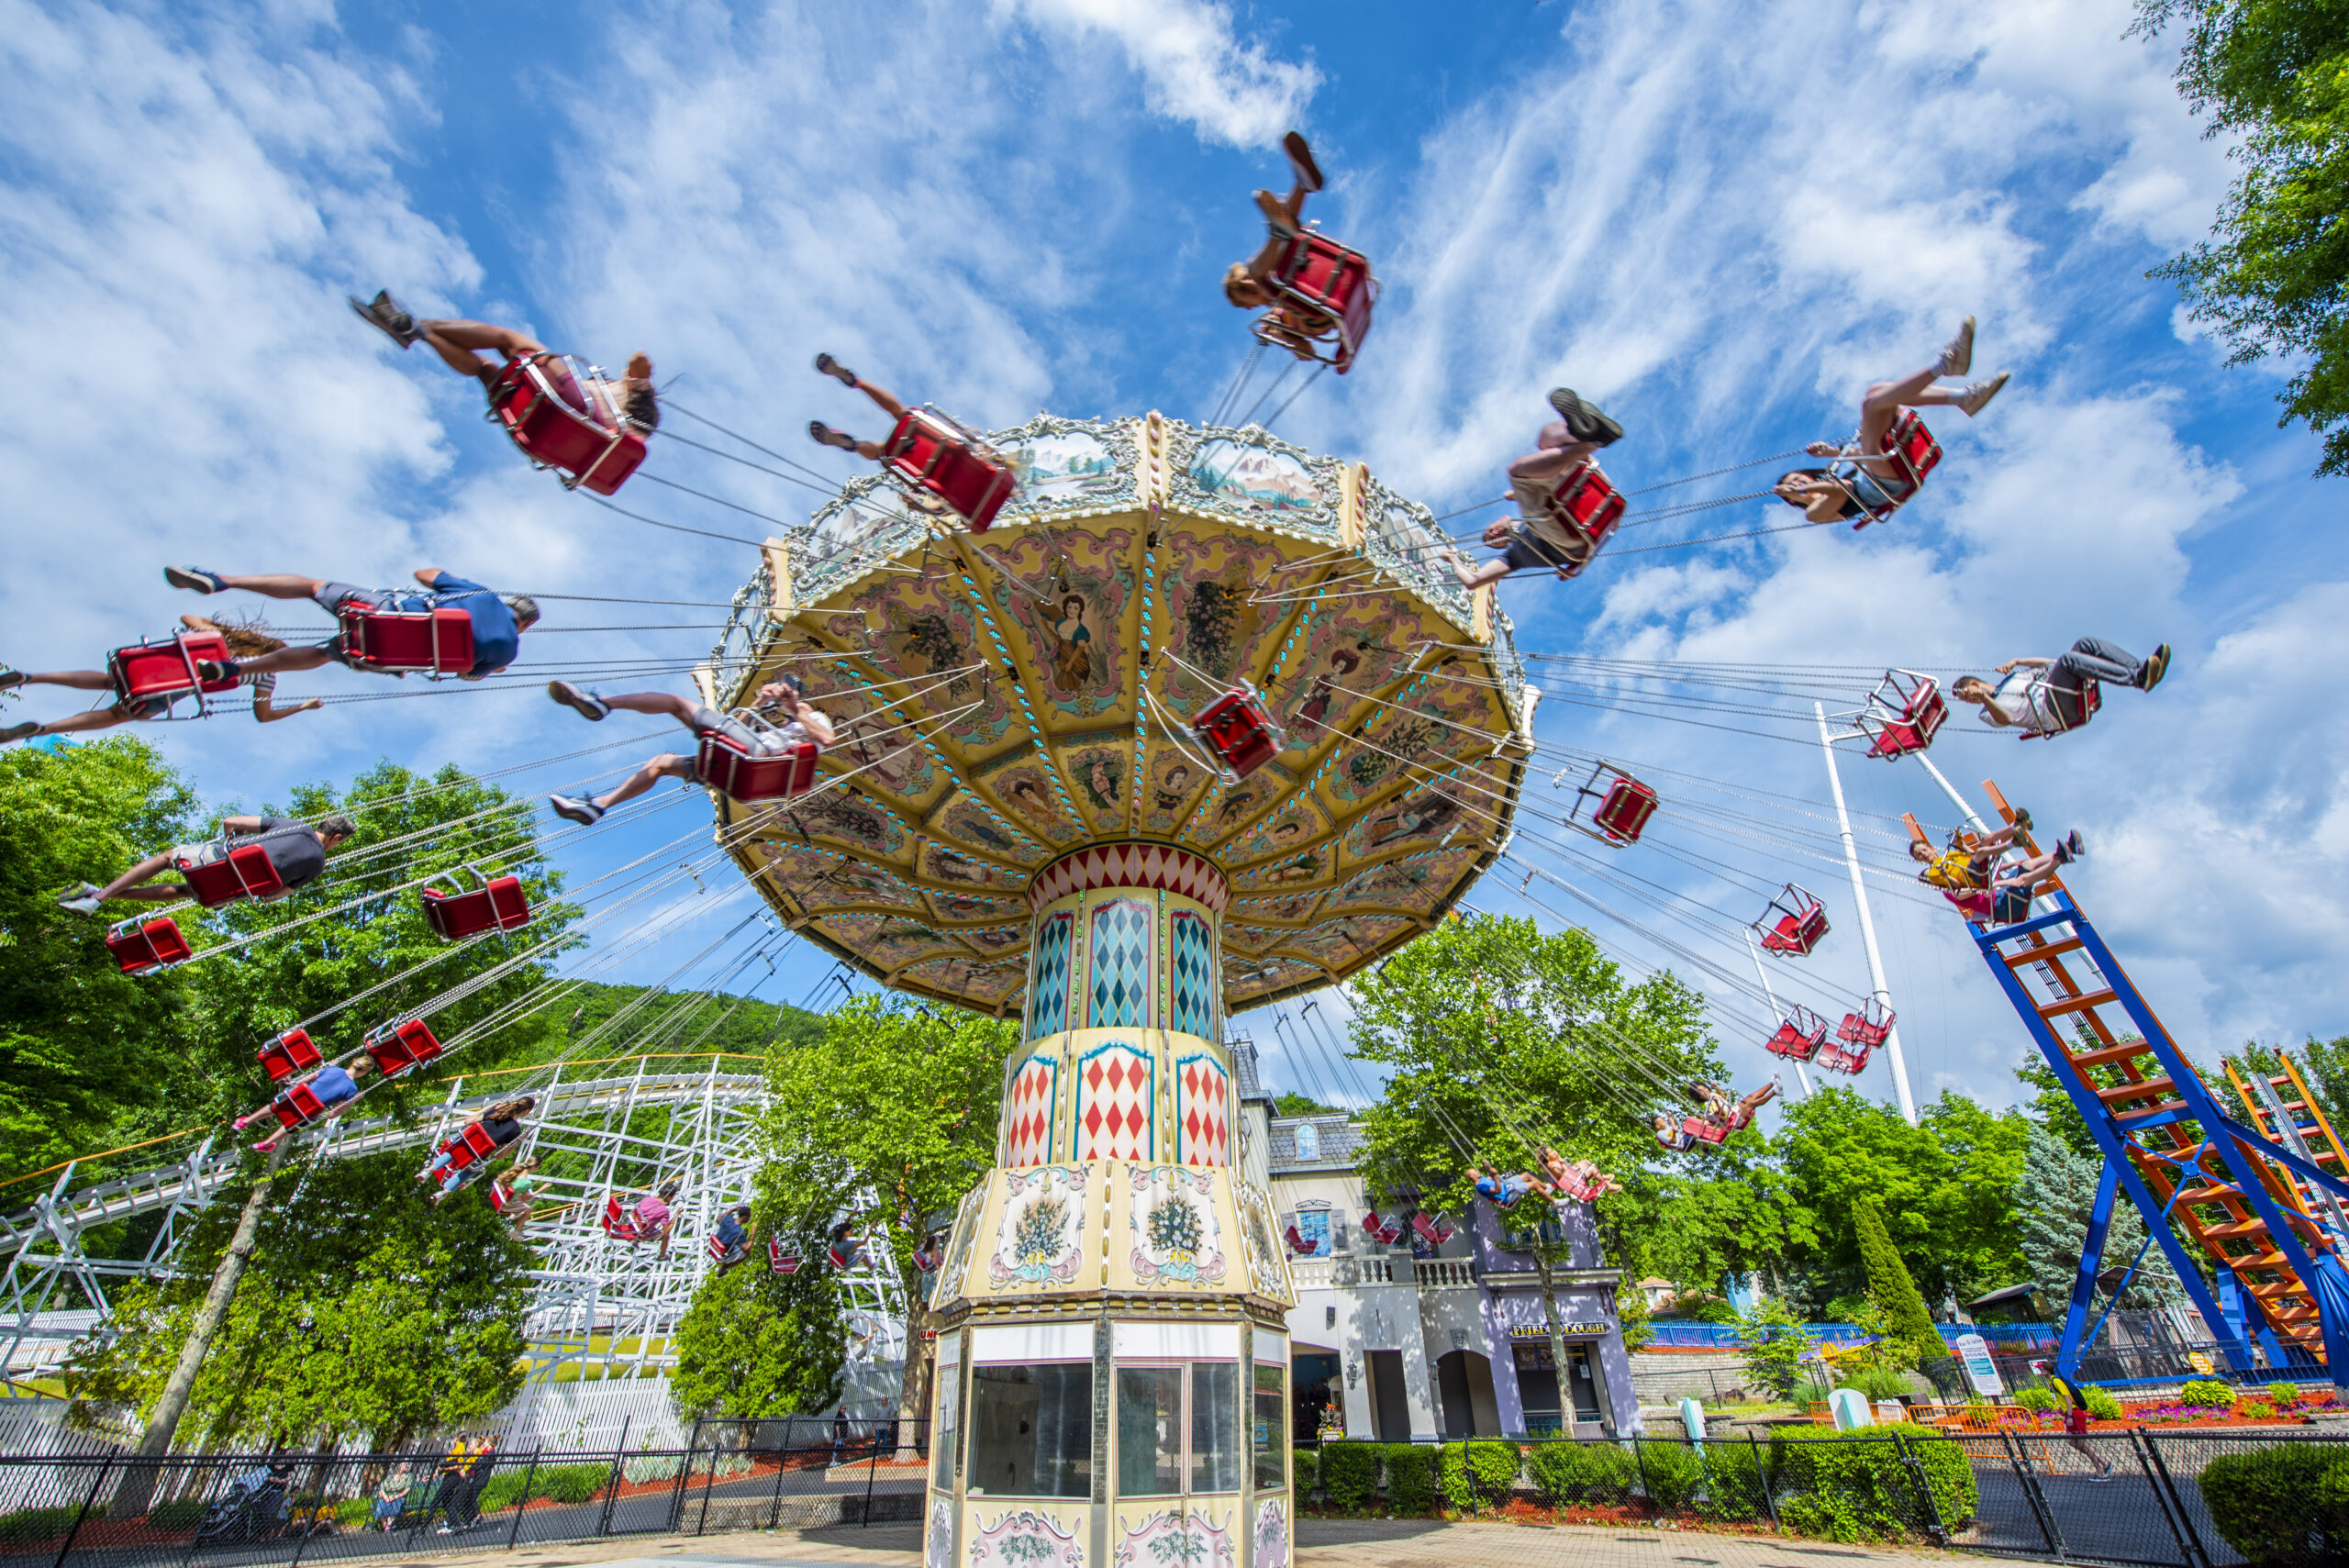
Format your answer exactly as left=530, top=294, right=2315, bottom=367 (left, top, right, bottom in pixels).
left=2137, top=0, right=2349, bottom=473
left=1851, top=1199, right=1948, bottom=1365
left=1732, top=1294, right=1812, bottom=1396
left=672, top=1218, right=845, bottom=1421
left=2016, top=1120, right=2184, bottom=1320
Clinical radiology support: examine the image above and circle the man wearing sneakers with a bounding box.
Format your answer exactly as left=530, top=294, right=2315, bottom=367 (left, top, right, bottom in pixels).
left=542, top=677, right=837, bottom=824
left=58, top=814, right=355, bottom=914
left=1953, top=639, right=2171, bottom=738
left=158, top=565, right=537, bottom=682
left=1442, top=388, right=1625, bottom=589
left=1774, top=317, right=2009, bottom=522
left=1221, top=132, right=1330, bottom=347
left=2037, top=1365, right=2117, bottom=1481
left=349, top=290, right=659, bottom=434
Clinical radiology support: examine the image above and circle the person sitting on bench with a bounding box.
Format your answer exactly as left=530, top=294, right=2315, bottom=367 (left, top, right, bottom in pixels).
left=1442, top=391, right=1625, bottom=588
left=0, top=615, right=321, bottom=746
left=57, top=814, right=355, bottom=914
left=1774, top=317, right=2009, bottom=521
left=160, top=566, right=537, bottom=682
left=349, top=291, right=658, bottom=432
left=543, top=676, right=836, bottom=824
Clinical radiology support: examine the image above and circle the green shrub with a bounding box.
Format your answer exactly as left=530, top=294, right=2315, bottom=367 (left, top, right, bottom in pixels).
left=1635, top=1440, right=1705, bottom=1513
left=2011, top=1387, right=2055, bottom=1414
left=1769, top=1430, right=1976, bottom=1543
left=536, top=1462, right=617, bottom=1505
left=2083, top=1385, right=2123, bottom=1420
left=2239, top=1398, right=2278, bottom=1420
left=1525, top=1440, right=1635, bottom=1506
left=1437, top=1444, right=1474, bottom=1513
left=1698, top=1440, right=1769, bottom=1522
left=0, top=1505, right=102, bottom=1546
left=1837, top=1365, right=1911, bottom=1403
left=1320, top=1442, right=1379, bottom=1512
left=2270, top=1382, right=2301, bottom=1408
left=1431, top=1440, right=1521, bottom=1513
left=1789, top=1379, right=1833, bottom=1407
left=1384, top=1444, right=1439, bottom=1515
left=333, top=1498, right=374, bottom=1528
left=1292, top=1448, right=1319, bottom=1495
left=2199, top=1443, right=2349, bottom=1562
left=145, top=1499, right=206, bottom=1531
left=2183, top=1379, right=2237, bottom=1409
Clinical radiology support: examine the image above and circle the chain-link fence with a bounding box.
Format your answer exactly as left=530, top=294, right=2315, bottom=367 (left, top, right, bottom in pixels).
left=0, top=1418, right=929, bottom=1568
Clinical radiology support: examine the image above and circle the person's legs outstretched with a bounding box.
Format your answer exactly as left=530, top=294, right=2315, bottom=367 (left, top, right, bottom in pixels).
left=413, top=320, right=543, bottom=387
left=59, top=851, right=185, bottom=912
left=1856, top=319, right=2009, bottom=451
left=2057, top=636, right=2169, bottom=692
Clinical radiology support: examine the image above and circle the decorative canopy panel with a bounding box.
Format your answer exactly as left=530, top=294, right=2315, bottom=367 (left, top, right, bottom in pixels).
left=708, top=412, right=1536, bottom=1017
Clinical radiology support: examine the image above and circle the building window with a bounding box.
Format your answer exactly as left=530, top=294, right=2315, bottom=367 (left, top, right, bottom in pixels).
left=1294, top=1208, right=1330, bottom=1258
left=966, top=1363, right=1094, bottom=1498
left=1252, top=1362, right=1286, bottom=1488
left=1117, top=1362, right=1241, bottom=1496
left=1027, top=913, right=1074, bottom=1037
left=1089, top=899, right=1152, bottom=1028
left=1294, top=1122, right=1320, bottom=1162
left=1168, top=911, right=1215, bottom=1037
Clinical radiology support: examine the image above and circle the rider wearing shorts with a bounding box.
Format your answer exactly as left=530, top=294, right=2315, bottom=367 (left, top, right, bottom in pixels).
left=544, top=677, right=835, bottom=825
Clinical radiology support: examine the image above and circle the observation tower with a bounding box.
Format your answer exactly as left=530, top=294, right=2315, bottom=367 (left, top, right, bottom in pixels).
left=708, top=413, right=1535, bottom=1568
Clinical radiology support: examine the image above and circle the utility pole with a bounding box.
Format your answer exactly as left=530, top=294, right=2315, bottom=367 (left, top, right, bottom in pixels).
left=1745, top=929, right=1812, bottom=1099
left=1815, top=703, right=1915, bottom=1125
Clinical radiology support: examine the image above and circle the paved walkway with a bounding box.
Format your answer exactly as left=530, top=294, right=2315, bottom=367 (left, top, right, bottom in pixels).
left=410, top=1518, right=1994, bottom=1568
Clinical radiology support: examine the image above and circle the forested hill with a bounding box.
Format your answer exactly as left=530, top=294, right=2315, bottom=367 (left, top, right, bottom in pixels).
left=525, top=979, right=829, bottom=1072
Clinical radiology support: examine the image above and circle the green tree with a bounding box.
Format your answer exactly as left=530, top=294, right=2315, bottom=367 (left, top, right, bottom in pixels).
left=1273, top=1092, right=1342, bottom=1118
left=2136, top=1, right=2349, bottom=473
left=1851, top=1199, right=1948, bottom=1365
left=1732, top=1294, right=1812, bottom=1396
left=756, top=996, right=1013, bottom=1449
left=672, top=1218, right=846, bottom=1421
left=65, top=1151, right=531, bottom=1450
left=2016, top=1121, right=2185, bottom=1327
left=2014, top=1053, right=2099, bottom=1162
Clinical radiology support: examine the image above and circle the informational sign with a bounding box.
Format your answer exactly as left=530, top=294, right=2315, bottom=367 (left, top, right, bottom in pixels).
left=1954, top=1333, right=2004, bottom=1396
left=2188, top=1350, right=2217, bottom=1376
left=1507, top=1321, right=1611, bottom=1340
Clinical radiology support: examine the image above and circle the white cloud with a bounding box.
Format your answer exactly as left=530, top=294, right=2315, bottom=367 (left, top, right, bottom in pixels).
left=999, top=0, right=1319, bottom=148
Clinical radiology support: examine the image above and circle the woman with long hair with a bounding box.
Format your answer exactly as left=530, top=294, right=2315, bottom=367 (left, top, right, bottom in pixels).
left=1, top=613, right=321, bottom=744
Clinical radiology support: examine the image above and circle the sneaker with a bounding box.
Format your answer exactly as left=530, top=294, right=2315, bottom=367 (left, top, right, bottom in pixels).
left=549, top=794, right=606, bottom=826
left=1958, top=372, right=2009, bottom=417
left=807, top=421, right=858, bottom=451
left=195, top=659, right=239, bottom=683
left=2065, top=829, right=2086, bottom=859
left=1548, top=388, right=1624, bottom=447
left=1283, top=130, right=1325, bottom=193
left=163, top=566, right=227, bottom=595
left=813, top=351, right=859, bottom=389
left=0, top=720, right=38, bottom=745
left=2140, top=643, right=2171, bottom=692
left=1254, top=189, right=1300, bottom=239
left=349, top=290, right=420, bottom=348
left=1937, top=316, right=1976, bottom=378
left=548, top=681, right=610, bottom=722
left=57, top=884, right=103, bottom=915
left=253, top=1136, right=279, bottom=1153
left=0, top=668, right=23, bottom=692
left=2011, top=806, right=2033, bottom=833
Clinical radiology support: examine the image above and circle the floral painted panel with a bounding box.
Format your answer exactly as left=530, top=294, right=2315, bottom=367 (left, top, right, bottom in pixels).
left=1114, top=1511, right=1233, bottom=1568
left=1321, top=846, right=1486, bottom=917
left=1253, top=1500, right=1287, bottom=1568
left=986, top=1165, right=1089, bottom=1292
left=1159, top=529, right=1289, bottom=704
left=970, top=1508, right=1085, bottom=1568
left=758, top=843, right=927, bottom=913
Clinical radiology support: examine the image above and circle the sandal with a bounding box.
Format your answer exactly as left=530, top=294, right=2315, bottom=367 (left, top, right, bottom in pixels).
left=808, top=420, right=859, bottom=451
left=813, top=352, right=860, bottom=389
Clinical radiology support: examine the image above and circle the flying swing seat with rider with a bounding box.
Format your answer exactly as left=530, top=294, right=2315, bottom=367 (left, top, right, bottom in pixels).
left=256, top=1029, right=323, bottom=1083
left=106, top=916, right=191, bottom=976
left=1681, top=1115, right=1733, bottom=1148
left=1193, top=682, right=1285, bottom=781
left=1763, top=1006, right=1831, bottom=1062
left=337, top=603, right=475, bottom=676
left=178, top=842, right=287, bottom=908
left=485, top=353, right=650, bottom=496
left=2017, top=673, right=2101, bottom=740
left=601, top=1195, right=644, bottom=1242
left=1856, top=669, right=1948, bottom=760
left=362, top=1018, right=444, bottom=1078
left=1540, top=462, right=1628, bottom=575
left=1565, top=762, right=1658, bottom=845
left=421, top=865, right=532, bottom=940
left=1252, top=230, right=1379, bottom=374
left=881, top=406, right=1017, bottom=532
left=1753, top=884, right=1830, bottom=956
left=1840, top=408, right=1943, bottom=529
left=267, top=1080, right=329, bottom=1129
left=696, top=712, right=821, bottom=803
left=108, top=629, right=240, bottom=717
left=431, top=1120, right=505, bottom=1176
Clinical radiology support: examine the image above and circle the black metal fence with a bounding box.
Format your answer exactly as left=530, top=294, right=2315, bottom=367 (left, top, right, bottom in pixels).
left=0, top=1418, right=930, bottom=1568
left=1916, top=1339, right=2323, bottom=1400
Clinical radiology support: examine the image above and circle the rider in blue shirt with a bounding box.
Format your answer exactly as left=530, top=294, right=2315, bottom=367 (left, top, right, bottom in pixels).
left=159, top=565, right=536, bottom=681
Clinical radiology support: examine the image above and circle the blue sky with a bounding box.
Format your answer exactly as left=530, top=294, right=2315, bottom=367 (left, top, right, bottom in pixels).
left=5, top=0, right=2341, bottom=1126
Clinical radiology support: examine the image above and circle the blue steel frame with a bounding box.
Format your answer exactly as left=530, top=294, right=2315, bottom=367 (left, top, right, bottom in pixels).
left=1971, top=894, right=2349, bottom=1386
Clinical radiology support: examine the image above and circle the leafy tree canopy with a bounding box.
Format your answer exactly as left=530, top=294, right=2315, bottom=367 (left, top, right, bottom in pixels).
left=1273, top=1092, right=1343, bottom=1118
left=672, top=1214, right=845, bottom=1421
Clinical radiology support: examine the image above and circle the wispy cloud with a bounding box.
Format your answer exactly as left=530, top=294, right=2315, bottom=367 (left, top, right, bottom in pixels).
left=999, top=0, right=1319, bottom=148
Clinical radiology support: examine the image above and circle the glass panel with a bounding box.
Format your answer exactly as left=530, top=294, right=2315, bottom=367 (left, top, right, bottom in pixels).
left=1116, top=1366, right=1184, bottom=1496
left=937, top=1359, right=963, bottom=1489
left=1189, top=1361, right=1241, bottom=1493
left=1088, top=899, right=1152, bottom=1028
left=1169, top=912, right=1213, bottom=1036
left=1295, top=1209, right=1330, bottom=1257
left=966, top=1364, right=1094, bottom=1498
left=1028, top=913, right=1074, bottom=1036
left=1252, top=1362, right=1286, bottom=1489
left=1294, top=1123, right=1319, bottom=1161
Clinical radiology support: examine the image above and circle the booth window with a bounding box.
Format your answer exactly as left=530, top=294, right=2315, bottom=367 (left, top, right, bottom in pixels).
left=966, top=1362, right=1094, bottom=1498
left=1252, top=1362, right=1286, bottom=1488
left=1118, top=1362, right=1241, bottom=1496
left=934, top=1357, right=963, bottom=1490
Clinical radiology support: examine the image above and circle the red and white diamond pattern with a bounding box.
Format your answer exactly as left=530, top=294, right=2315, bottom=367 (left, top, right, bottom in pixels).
left=1028, top=843, right=1230, bottom=914
left=1004, top=1054, right=1058, bottom=1166
left=1077, top=1044, right=1153, bottom=1162
left=1177, top=1053, right=1230, bottom=1167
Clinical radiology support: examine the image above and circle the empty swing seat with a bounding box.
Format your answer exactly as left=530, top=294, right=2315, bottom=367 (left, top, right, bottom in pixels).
left=486, top=353, right=649, bottom=496
left=1541, top=463, right=1628, bottom=573
left=423, top=872, right=531, bottom=940
left=769, top=1236, right=802, bottom=1274
left=1257, top=231, right=1379, bottom=373
left=108, top=630, right=238, bottom=713
left=1838, top=1001, right=1895, bottom=1050
left=1764, top=1006, right=1831, bottom=1062
left=1860, top=671, right=1948, bottom=760
left=882, top=407, right=1016, bottom=531
left=269, top=1082, right=328, bottom=1129
left=1194, top=683, right=1285, bottom=780
left=1573, top=767, right=1658, bottom=846
left=256, top=1028, right=322, bottom=1082
left=1755, top=885, right=1830, bottom=956
left=337, top=604, right=475, bottom=675
left=106, top=916, right=191, bottom=976
left=696, top=728, right=820, bottom=802
left=362, top=1018, right=444, bottom=1078
left=178, top=842, right=286, bottom=908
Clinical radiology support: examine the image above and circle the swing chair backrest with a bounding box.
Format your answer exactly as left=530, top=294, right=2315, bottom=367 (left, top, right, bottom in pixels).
left=257, top=1029, right=323, bottom=1083
left=1260, top=231, right=1378, bottom=374
left=695, top=726, right=820, bottom=802
left=486, top=353, right=649, bottom=496
left=270, top=1081, right=328, bottom=1129
left=1682, top=1115, right=1732, bottom=1147
left=338, top=604, right=475, bottom=676
left=881, top=407, right=1016, bottom=532
left=1587, top=773, right=1659, bottom=845
left=1755, top=886, right=1829, bottom=955
left=601, top=1195, right=643, bottom=1242
left=422, top=871, right=532, bottom=940
left=768, top=1235, right=802, bottom=1274
left=440, top=1120, right=504, bottom=1173
left=362, top=1018, right=444, bottom=1078
left=1193, top=683, right=1285, bottom=781
left=1837, top=998, right=1895, bottom=1048
left=1764, top=1005, right=1831, bottom=1062
left=178, top=842, right=286, bottom=908
left=106, top=916, right=190, bottom=976
left=1861, top=671, right=1948, bottom=760
left=1542, top=462, right=1628, bottom=569
left=109, top=630, right=238, bottom=712
left=2021, top=674, right=2101, bottom=740
left=1880, top=409, right=1943, bottom=490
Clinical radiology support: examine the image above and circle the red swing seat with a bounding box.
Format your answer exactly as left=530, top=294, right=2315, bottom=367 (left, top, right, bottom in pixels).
left=269, top=1081, right=328, bottom=1129
left=601, top=1195, right=645, bottom=1243
left=256, top=1028, right=322, bottom=1082
left=422, top=868, right=531, bottom=940
left=1193, top=682, right=1285, bottom=781
left=108, top=630, right=239, bottom=718
left=882, top=407, right=1016, bottom=532
left=435, top=1120, right=504, bottom=1174
left=1539, top=463, right=1628, bottom=575
left=106, top=916, right=191, bottom=976
left=1837, top=997, right=1895, bottom=1050
left=1845, top=410, right=1943, bottom=530
left=362, top=1018, right=444, bottom=1078
left=1682, top=1115, right=1732, bottom=1147
left=2019, top=674, right=2101, bottom=740
left=178, top=842, right=286, bottom=907
left=1361, top=1209, right=1404, bottom=1246
left=1763, top=1006, right=1831, bottom=1062
left=1254, top=231, right=1379, bottom=374
left=337, top=603, right=475, bottom=676
left=486, top=1179, right=518, bottom=1214
left=1284, top=1224, right=1312, bottom=1256
left=768, top=1235, right=802, bottom=1274
left=1754, top=884, right=1830, bottom=955
left=1567, top=762, right=1658, bottom=846
left=1857, top=670, right=1948, bottom=760
left=1409, top=1211, right=1456, bottom=1247
left=1819, top=1038, right=1872, bottom=1074
left=485, top=353, right=649, bottom=496
left=695, top=724, right=820, bottom=802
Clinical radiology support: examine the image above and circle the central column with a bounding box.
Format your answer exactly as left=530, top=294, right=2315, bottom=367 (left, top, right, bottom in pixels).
left=923, top=845, right=1297, bottom=1568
